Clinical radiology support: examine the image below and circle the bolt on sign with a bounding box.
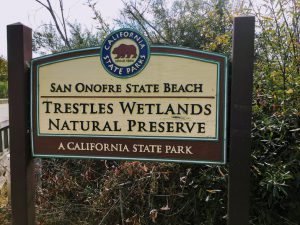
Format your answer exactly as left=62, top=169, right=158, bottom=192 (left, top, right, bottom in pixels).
left=31, top=28, right=228, bottom=164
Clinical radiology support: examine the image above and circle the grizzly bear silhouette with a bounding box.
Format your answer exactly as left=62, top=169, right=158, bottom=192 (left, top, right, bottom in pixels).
left=112, top=44, right=137, bottom=59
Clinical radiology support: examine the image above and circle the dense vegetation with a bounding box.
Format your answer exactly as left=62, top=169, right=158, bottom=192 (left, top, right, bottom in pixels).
left=0, top=56, right=8, bottom=98
left=0, top=0, right=299, bottom=224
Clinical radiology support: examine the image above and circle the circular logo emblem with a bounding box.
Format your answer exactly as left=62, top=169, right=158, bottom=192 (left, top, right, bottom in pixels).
left=100, top=29, right=150, bottom=78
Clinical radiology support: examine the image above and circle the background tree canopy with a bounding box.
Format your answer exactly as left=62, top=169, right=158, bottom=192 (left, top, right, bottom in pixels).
left=0, top=56, right=8, bottom=98
left=2, top=0, right=298, bottom=224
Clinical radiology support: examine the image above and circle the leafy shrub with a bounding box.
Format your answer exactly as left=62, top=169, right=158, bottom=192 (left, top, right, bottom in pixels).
left=0, top=81, right=8, bottom=98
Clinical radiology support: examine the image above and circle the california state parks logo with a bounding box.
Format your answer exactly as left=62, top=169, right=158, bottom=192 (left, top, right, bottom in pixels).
left=100, top=29, right=150, bottom=78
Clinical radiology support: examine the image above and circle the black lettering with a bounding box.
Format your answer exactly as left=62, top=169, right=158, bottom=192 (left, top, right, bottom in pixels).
left=120, top=102, right=136, bottom=114
left=204, top=104, right=212, bottom=115
left=50, top=83, right=56, bottom=92
left=49, top=118, right=59, bottom=130
left=42, top=100, right=52, bottom=113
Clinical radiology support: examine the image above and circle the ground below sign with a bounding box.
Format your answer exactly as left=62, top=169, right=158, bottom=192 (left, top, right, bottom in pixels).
left=31, top=40, right=228, bottom=164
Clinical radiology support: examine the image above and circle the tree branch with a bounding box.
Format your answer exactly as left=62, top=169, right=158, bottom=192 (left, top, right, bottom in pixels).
left=35, top=0, right=50, bottom=10
left=86, top=0, right=110, bottom=33
left=124, top=5, right=154, bottom=43
left=34, top=0, right=71, bottom=49
left=59, top=0, right=69, bottom=46
left=130, top=3, right=170, bottom=43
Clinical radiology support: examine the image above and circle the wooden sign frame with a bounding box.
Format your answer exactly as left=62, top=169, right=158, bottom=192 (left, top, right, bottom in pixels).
left=7, top=16, right=254, bottom=225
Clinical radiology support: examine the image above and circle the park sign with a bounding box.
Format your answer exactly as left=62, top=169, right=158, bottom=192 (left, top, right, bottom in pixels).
left=9, top=18, right=255, bottom=225
left=30, top=28, right=228, bottom=164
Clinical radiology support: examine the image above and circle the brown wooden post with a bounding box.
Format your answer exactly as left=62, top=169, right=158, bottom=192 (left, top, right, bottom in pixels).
left=7, top=23, right=35, bottom=225
left=228, top=16, right=255, bottom=225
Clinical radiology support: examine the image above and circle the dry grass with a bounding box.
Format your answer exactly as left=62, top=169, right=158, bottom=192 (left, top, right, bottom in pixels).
left=0, top=182, right=11, bottom=225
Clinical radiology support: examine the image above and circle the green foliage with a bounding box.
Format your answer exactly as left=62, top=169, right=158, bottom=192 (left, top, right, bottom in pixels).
left=0, top=57, right=8, bottom=97
left=249, top=0, right=300, bottom=224
left=33, top=22, right=105, bottom=54
left=0, top=56, right=7, bottom=77
left=251, top=0, right=300, bottom=112
left=0, top=82, right=8, bottom=98
left=0, top=57, right=8, bottom=98
left=116, top=0, right=245, bottom=57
